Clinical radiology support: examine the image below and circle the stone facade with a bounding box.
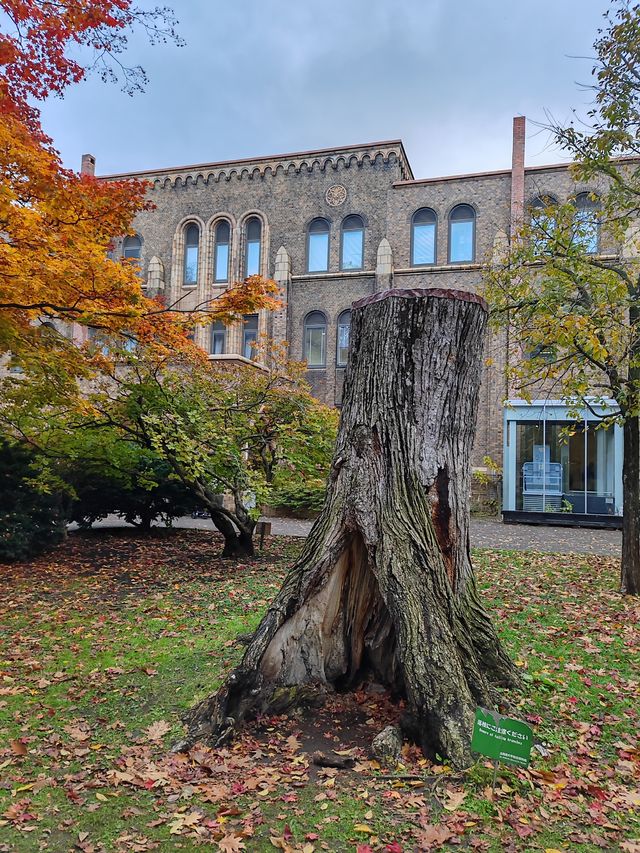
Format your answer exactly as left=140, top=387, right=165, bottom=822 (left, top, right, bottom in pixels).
left=97, top=119, right=604, bottom=468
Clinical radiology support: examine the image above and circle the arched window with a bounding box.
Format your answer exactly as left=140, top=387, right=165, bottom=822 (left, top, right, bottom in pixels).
left=184, top=223, right=199, bottom=285
left=243, top=314, right=259, bottom=359
left=214, top=220, right=231, bottom=282
left=529, top=195, right=558, bottom=253
left=448, top=204, right=475, bottom=263
left=341, top=215, right=364, bottom=270
left=307, top=218, right=330, bottom=273
left=210, top=320, right=226, bottom=355
left=304, top=311, right=327, bottom=367
left=123, top=235, right=142, bottom=261
left=244, top=217, right=262, bottom=277
left=574, top=192, right=600, bottom=254
left=336, top=310, right=351, bottom=367
left=411, top=208, right=437, bottom=266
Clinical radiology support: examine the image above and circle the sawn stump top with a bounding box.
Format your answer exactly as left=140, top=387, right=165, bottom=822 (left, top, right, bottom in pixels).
left=353, top=287, right=488, bottom=312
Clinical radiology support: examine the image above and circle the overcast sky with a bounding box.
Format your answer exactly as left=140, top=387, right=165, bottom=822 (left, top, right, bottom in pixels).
left=39, top=0, right=609, bottom=179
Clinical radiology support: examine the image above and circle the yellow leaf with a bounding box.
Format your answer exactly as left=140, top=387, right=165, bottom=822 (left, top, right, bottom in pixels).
left=354, top=824, right=373, bottom=834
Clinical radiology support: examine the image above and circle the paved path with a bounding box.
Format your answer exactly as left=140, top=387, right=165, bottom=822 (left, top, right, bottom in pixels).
left=78, top=515, right=621, bottom=557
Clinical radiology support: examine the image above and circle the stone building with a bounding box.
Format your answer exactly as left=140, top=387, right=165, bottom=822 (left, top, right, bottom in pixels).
left=89, top=116, right=623, bottom=525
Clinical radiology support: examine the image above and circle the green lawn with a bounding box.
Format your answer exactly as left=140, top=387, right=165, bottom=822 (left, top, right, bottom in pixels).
left=0, top=530, right=638, bottom=852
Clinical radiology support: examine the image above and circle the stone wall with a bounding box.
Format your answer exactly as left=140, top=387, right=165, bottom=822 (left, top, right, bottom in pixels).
left=100, top=128, right=600, bottom=472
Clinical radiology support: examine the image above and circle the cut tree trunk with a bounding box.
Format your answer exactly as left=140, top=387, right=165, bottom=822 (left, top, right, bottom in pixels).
left=622, top=415, right=640, bottom=595
left=181, top=288, right=520, bottom=768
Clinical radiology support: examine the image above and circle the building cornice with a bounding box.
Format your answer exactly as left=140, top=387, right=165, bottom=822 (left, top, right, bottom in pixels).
left=100, top=140, right=414, bottom=188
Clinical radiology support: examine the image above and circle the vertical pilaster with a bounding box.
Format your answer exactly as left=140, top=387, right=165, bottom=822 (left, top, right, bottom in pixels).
left=375, top=238, right=393, bottom=291
left=272, top=246, right=291, bottom=348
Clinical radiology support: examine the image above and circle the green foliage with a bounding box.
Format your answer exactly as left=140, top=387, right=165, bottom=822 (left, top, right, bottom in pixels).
left=1, top=344, right=339, bottom=554
left=484, top=1, right=640, bottom=423
left=269, top=480, right=327, bottom=515
left=0, top=440, right=67, bottom=561
left=60, top=431, right=201, bottom=529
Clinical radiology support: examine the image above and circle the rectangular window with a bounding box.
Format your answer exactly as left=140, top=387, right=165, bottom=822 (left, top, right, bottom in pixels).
left=341, top=230, right=363, bottom=270
left=305, top=327, right=326, bottom=366
left=412, top=223, right=436, bottom=265
left=214, top=243, right=229, bottom=282
left=308, top=232, right=329, bottom=272
left=246, top=241, right=260, bottom=277
left=184, top=245, right=198, bottom=284
left=449, top=221, right=473, bottom=263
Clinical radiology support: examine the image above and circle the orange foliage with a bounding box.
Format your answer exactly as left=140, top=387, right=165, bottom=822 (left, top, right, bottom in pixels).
left=0, top=1, right=280, bottom=389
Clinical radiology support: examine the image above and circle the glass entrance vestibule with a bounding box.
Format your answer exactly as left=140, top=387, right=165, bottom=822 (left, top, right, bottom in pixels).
left=502, top=400, right=623, bottom=526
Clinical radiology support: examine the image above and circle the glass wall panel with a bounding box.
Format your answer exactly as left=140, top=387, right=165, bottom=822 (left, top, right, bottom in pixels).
left=515, top=418, right=616, bottom=514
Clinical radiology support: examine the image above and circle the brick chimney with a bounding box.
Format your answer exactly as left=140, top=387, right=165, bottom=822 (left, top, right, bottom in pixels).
left=80, top=153, right=96, bottom=177
left=510, top=116, right=526, bottom=238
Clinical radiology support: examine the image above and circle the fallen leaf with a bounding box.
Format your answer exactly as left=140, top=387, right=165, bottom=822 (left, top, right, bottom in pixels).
left=145, top=720, right=171, bottom=742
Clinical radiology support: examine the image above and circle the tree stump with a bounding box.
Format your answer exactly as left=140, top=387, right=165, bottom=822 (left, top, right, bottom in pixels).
left=181, top=288, right=520, bottom=768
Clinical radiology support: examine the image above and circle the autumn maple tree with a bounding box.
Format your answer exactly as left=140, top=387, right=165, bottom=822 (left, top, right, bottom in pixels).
left=0, top=1, right=279, bottom=394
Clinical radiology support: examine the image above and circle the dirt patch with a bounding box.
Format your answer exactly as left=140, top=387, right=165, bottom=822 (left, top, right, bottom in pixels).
left=243, top=685, right=403, bottom=781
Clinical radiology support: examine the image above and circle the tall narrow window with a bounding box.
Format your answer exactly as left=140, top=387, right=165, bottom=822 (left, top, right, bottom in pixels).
left=529, top=195, right=557, bottom=254
left=411, top=208, right=437, bottom=266
left=304, top=311, right=327, bottom=367
left=336, top=310, right=351, bottom=367
left=243, top=313, right=259, bottom=359
left=210, top=320, right=226, bottom=355
left=184, top=223, right=199, bottom=285
left=214, top=220, right=231, bottom=282
left=448, top=204, right=475, bottom=263
left=341, top=215, right=364, bottom=270
left=574, top=192, right=600, bottom=254
left=123, top=235, right=142, bottom=262
left=245, top=217, right=262, bottom=277
left=307, top=218, right=330, bottom=272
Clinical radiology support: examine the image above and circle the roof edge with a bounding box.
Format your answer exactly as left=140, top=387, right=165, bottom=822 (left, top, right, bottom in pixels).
left=100, top=139, right=413, bottom=181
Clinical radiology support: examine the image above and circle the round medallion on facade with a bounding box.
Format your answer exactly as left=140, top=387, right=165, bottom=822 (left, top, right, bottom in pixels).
left=325, top=184, right=347, bottom=207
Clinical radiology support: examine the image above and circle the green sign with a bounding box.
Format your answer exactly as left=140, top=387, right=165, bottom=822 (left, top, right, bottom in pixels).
left=471, top=707, right=534, bottom=768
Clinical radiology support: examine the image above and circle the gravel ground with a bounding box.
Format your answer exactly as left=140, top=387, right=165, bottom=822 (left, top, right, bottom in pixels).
left=77, top=514, right=622, bottom=557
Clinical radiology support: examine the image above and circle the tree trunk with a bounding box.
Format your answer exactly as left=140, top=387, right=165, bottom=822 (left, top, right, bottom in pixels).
left=182, top=288, right=520, bottom=768
left=208, top=508, right=255, bottom=558
left=622, top=415, right=640, bottom=595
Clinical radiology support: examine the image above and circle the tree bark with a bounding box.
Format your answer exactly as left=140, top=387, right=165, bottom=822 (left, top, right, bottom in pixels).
left=207, top=507, right=255, bottom=558
left=181, top=288, right=520, bottom=768
left=622, top=415, right=640, bottom=595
